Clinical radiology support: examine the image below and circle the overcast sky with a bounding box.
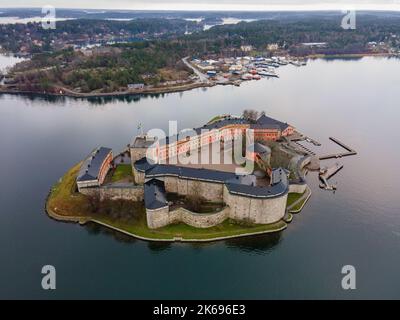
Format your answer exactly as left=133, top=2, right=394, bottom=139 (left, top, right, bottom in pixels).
left=0, top=1, right=399, bottom=11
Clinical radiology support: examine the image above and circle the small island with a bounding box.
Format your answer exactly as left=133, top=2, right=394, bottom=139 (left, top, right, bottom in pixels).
left=46, top=111, right=317, bottom=242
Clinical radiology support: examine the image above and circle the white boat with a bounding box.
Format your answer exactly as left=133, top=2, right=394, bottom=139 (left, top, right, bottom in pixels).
left=269, top=63, right=280, bottom=68
left=290, top=60, right=302, bottom=67
left=258, top=69, right=279, bottom=78
left=278, top=59, right=289, bottom=65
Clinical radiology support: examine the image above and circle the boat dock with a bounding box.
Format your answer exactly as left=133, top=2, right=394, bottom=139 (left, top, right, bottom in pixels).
left=293, top=141, right=316, bottom=155
left=319, top=163, right=344, bottom=190
left=319, top=137, right=357, bottom=160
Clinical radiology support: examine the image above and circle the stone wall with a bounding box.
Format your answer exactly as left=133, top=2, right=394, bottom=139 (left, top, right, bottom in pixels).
left=130, top=147, right=147, bottom=164
left=223, top=186, right=288, bottom=224
left=177, top=179, right=224, bottom=202
left=164, top=176, right=178, bottom=193
left=100, top=186, right=144, bottom=201
left=146, top=184, right=288, bottom=229
left=146, top=176, right=225, bottom=202
left=146, top=206, right=170, bottom=229
left=133, top=166, right=145, bottom=185
left=79, top=185, right=144, bottom=201
left=289, top=183, right=307, bottom=194
left=177, top=207, right=229, bottom=228
left=146, top=205, right=230, bottom=229
left=79, top=187, right=99, bottom=197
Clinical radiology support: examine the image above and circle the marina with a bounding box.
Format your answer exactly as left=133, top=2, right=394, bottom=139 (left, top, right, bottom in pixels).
left=188, top=55, right=307, bottom=87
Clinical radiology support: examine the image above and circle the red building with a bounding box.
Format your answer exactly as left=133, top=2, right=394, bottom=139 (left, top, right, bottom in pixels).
left=148, top=114, right=294, bottom=164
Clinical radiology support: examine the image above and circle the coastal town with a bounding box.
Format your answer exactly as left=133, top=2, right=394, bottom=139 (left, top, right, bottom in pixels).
left=1, top=10, right=400, bottom=97
left=0, top=46, right=312, bottom=96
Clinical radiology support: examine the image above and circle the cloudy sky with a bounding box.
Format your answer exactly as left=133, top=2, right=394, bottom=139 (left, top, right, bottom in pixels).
left=0, top=0, right=399, bottom=11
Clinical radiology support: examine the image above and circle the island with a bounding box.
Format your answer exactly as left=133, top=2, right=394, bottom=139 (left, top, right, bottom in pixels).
left=46, top=111, right=315, bottom=242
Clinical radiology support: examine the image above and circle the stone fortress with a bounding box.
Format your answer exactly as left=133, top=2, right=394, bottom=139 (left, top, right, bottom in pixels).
left=76, top=114, right=308, bottom=229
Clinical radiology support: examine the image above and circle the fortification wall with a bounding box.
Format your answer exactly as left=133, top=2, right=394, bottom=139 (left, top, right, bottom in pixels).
left=164, top=176, right=178, bottom=193
left=146, top=206, right=230, bottom=229
left=146, top=206, right=170, bottom=229
left=79, top=187, right=99, bottom=197
left=179, top=179, right=224, bottom=202
left=178, top=207, right=229, bottom=228
left=100, top=186, right=144, bottom=201
left=289, top=183, right=307, bottom=194
left=223, top=186, right=287, bottom=224
left=152, top=176, right=224, bottom=202
left=79, top=185, right=144, bottom=201
left=130, top=147, right=147, bottom=164
left=133, top=167, right=145, bottom=185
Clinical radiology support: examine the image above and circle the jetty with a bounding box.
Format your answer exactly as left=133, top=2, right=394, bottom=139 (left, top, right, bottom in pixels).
left=319, top=137, right=357, bottom=160
left=319, top=162, right=343, bottom=190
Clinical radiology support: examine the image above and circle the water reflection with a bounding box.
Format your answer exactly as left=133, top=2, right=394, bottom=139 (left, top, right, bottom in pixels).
left=0, top=91, right=181, bottom=105
left=224, top=232, right=283, bottom=254
left=147, top=241, right=172, bottom=252
left=84, top=222, right=138, bottom=244
left=83, top=221, right=282, bottom=254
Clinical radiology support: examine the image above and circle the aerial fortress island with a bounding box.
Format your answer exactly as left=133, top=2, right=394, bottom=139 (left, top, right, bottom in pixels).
left=47, top=111, right=354, bottom=241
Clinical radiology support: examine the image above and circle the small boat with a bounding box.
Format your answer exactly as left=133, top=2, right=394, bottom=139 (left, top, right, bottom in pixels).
left=290, top=60, right=302, bottom=67
left=258, top=70, right=279, bottom=78
left=278, top=59, right=289, bottom=65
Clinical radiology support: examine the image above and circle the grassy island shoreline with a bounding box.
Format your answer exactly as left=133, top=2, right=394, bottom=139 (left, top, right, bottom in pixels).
left=46, top=163, right=291, bottom=242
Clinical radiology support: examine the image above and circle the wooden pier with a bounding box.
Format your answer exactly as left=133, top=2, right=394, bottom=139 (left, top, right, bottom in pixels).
left=319, top=163, right=344, bottom=190
left=319, top=137, right=357, bottom=160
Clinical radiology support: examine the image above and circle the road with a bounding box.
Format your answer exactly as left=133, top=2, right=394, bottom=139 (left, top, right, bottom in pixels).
left=182, top=56, right=210, bottom=83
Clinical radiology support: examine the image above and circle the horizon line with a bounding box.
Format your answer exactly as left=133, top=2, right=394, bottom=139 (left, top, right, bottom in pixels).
left=1, top=5, right=400, bottom=13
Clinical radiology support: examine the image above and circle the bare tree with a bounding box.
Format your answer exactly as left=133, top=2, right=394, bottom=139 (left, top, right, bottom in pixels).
left=87, top=192, right=101, bottom=213
left=185, top=194, right=204, bottom=212
left=242, top=109, right=259, bottom=122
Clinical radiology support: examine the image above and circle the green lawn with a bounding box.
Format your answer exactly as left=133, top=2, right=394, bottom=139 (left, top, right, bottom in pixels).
left=290, top=199, right=307, bottom=212
left=286, top=192, right=305, bottom=207
left=95, top=214, right=287, bottom=240
left=46, top=162, right=92, bottom=217
left=287, top=190, right=310, bottom=213
left=111, top=164, right=133, bottom=183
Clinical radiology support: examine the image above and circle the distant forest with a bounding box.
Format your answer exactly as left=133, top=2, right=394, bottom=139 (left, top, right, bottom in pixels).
left=3, top=11, right=400, bottom=93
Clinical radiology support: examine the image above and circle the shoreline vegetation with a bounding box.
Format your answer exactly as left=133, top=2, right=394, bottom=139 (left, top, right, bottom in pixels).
left=2, top=12, right=400, bottom=99
left=1, top=52, right=395, bottom=99
left=0, top=81, right=213, bottom=99
left=46, top=162, right=308, bottom=242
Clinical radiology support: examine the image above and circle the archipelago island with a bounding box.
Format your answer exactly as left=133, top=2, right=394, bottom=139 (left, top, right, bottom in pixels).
left=46, top=110, right=356, bottom=242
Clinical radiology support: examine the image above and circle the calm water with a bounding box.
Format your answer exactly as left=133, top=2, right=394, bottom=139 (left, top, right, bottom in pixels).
left=0, top=56, right=400, bottom=299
